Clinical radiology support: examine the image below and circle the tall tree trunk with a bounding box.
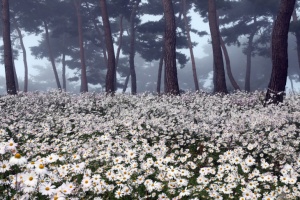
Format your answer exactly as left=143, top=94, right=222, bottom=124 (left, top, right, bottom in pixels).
left=61, top=52, right=66, bottom=91
left=122, top=71, right=130, bottom=93
left=182, top=0, right=199, bottom=91
left=292, top=10, right=300, bottom=79
left=288, top=75, right=295, bottom=95
left=220, top=38, right=240, bottom=90
left=129, top=0, right=140, bottom=95
left=2, top=0, right=16, bottom=95
left=157, top=43, right=165, bottom=94
left=208, top=0, right=228, bottom=94
left=74, top=0, right=88, bottom=92
left=44, top=21, right=62, bottom=90
left=162, top=0, right=180, bottom=95
left=13, top=60, right=19, bottom=92
left=12, top=16, right=28, bottom=92
left=115, top=15, right=124, bottom=91
left=264, top=0, right=296, bottom=105
left=61, top=32, right=67, bottom=91
left=245, top=30, right=255, bottom=92
left=99, top=0, right=116, bottom=94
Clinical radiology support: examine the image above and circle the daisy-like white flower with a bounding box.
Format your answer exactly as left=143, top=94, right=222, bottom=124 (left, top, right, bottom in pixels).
left=0, top=142, right=6, bottom=154
left=244, top=155, right=255, bottom=166
left=24, top=172, right=38, bottom=187
left=0, top=160, right=10, bottom=173
left=9, top=153, right=27, bottom=166
left=35, top=163, right=48, bottom=175
left=81, top=176, right=92, bottom=191
left=176, top=178, right=188, bottom=187
left=59, top=182, right=74, bottom=195
left=46, top=154, right=59, bottom=163
left=40, top=182, right=56, bottom=196
left=71, top=162, right=85, bottom=174
left=115, top=188, right=124, bottom=199
left=179, top=187, right=191, bottom=198
left=6, top=138, right=17, bottom=151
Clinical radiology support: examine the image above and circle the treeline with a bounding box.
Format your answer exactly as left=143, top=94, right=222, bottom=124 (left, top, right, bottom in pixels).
left=0, top=0, right=299, bottom=104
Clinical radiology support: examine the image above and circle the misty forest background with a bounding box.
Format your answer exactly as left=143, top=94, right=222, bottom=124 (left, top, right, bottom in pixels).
left=0, top=0, right=300, bottom=95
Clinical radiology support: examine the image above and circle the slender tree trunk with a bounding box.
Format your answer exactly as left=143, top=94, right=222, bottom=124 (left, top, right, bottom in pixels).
left=182, top=0, right=199, bottom=91
left=61, top=32, right=67, bottom=91
left=13, top=60, right=19, bottom=92
left=2, top=0, right=16, bottom=95
left=74, top=0, right=88, bottom=92
left=157, top=44, right=165, bottom=94
left=122, top=71, right=130, bottom=93
left=61, top=52, right=66, bottom=91
left=288, top=75, right=295, bottom=95
left=115, top=15, right=124, bottom=91
left=264, top=0, right=296, bottom=105
left=44, top=21, right=62, bottom=90
left=12, top=17, right=28, bottom=92
left=208, top=0, right=228, bottom=94
left=129, top=0, right=140, bottom=95
left=99, top=0, right=116, bottom=94
left=162, top=0, right=180, bottom=95
left=292, top=10, right=300, bottom=79
left=220, top=38, right=240, bottom=90
left=245, top=31, right=255, bottom=92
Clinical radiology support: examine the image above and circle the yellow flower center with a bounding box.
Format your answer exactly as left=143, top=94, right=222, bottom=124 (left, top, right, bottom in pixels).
left=2, top=164, right=6, bottom=168
left=15, top=153, right=21, bottom=159
left=39, top=164, right=44, bottom=169
left=31, top=161, right=35, bottom=164
left=29, top=177, right=33, bottom=181
left=9, top=143, right=13, bottom=146
left=45, top=187, right=50, bottom=191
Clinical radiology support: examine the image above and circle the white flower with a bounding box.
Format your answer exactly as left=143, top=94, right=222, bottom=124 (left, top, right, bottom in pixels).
left=179, top=187, right=191, bottom=198
left=0, top=160, right=10, bottom=173
left=46, top=154, right=59, bottom=163
left=35, top=163, right=48, bottom=175
left=9, top=153, right=27, bottom=166
left=24, top=172, right=38, bottom=187
left=6, top=139, right=17, bottom=150
left=114, top=188, right=124, bottom=199
left=59, top=182, right=74, bottom=195
left=81, top=176, right=92, bottom=191
left=244, top=155, right=255, bottom=166
left=40, top=182, right=56, bottom=196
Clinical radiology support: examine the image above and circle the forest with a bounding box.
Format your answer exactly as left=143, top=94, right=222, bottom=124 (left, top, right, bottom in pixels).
left=1, top=0, right=300, bottom=199
left=0, top=0, right=299, bottom=103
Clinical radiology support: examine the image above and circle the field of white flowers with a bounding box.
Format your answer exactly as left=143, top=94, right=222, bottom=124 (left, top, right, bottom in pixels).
left=0, top=90, right=300, bottom=200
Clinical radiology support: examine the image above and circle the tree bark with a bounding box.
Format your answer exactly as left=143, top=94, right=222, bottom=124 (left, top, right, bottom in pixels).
left=162, top=0, right=180, bottom=95
left=122, top=71, right=130, bottom=93
left=12, top=16, right=28, bottom=92
left=220, top=37, right=240, bottom=91
left=99, top=0, right=116, bottom=94
left=208, top=0, right=228, bottom=94
left=129, top=0, right=140, bottom=95
left=13, top=60, right=19, bottom=92
left=44, top=20, right=62, bottom=90
left=245, top=29, right=255, bottom=92
left=157, top=44, right=165, bottom=94
left=182, top=0, right=199, bottom=91
left=74, top=0, right=88, bottom=92
left=264, top=0, right=296, bottom=105
left=2, top=0, right=16, bottom=95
